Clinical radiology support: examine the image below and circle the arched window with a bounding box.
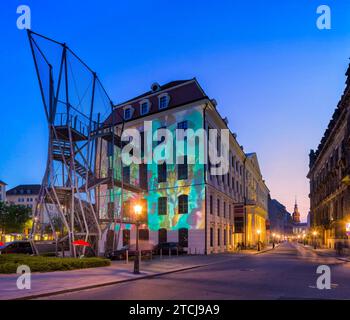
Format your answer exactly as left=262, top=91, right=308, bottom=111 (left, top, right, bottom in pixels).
left=178, top=195, right=188, bottom=214
left=178, top=228, right=188, bottom=248
left=158, top=228, right=167, bottom=244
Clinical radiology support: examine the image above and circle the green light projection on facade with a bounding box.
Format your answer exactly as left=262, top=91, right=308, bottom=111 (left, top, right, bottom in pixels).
left=98, top=105, right=205, bottom=233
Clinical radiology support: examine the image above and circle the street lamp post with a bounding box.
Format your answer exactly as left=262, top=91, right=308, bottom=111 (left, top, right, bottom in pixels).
left=133, top=204, right=142, bottom=275
left=257, top=229, right=261, bottom=251
left=312, top=231, right=317, bottom=250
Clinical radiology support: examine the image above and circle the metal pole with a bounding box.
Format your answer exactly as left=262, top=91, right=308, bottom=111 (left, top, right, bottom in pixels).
left=134, top=223, right=140, bottom=274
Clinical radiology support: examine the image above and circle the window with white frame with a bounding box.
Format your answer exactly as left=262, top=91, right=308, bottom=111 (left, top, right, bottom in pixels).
left=123, top=106, right=133, bottom=120
left=158, top=94, right=170, bottom=109
left=140, top=100, right=150, bottom=115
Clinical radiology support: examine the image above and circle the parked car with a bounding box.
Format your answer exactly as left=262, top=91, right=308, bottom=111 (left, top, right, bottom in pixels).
left=0, top=241, right=34, bottom=255
left=154, top=242, right=185, bottom=255
left=106, top=243, right=154, bottom=260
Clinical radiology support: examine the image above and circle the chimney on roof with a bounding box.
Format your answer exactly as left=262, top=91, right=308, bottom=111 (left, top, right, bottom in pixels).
left=223, top=117, right=229, bottom=126
left=211, top=99, right=217, bottom=108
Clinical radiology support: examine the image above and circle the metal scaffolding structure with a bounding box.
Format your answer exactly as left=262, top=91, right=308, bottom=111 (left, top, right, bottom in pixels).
left=27, top=30, right=142, bottom=257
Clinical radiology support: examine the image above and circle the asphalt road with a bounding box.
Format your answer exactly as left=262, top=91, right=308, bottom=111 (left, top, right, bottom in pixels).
left=43, top=242, right=350, bottom=300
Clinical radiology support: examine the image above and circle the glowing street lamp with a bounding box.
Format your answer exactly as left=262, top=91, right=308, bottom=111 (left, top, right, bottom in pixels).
left=257, top=229, right=261, bottom=251
left=133, top=204, right=143, bottom=274
left=346, top=222, right=350, bottom=237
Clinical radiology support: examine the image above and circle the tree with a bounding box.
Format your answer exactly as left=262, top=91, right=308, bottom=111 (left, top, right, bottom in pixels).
left=0, top=203, right=32, bottom=234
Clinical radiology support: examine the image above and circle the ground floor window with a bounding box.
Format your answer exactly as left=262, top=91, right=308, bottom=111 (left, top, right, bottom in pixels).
left=158, top=228, right=167, bottom=243
left=210, top=227, right=213, bottom=247
left=179, top=228, right=188, bottom=247
left=139, top=228, right=149, bottom=241
left=217, top=228, right=221, bottom=246
left=224, top=229, right=227, bottom=245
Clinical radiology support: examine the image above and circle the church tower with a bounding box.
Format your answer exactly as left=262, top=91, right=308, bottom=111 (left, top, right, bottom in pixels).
left=292, top=199, right=301, bottom=223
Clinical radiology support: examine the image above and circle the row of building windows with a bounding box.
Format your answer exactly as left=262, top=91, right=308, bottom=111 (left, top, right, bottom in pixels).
left=209, top=227, right=233, bottom=247
left=119, top=195, right=189, bottom=217
left=209, top=195, right=233, bottom=219
left=123, top=94, right=170, bottom=120
left=122, top=227, right=188, bottom=247
left=17, top=198, right=35, bottom=203
left=158, top=195, right=188, bottom=215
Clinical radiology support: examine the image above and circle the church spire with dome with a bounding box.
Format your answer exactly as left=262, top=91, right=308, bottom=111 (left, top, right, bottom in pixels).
left=292, top=198, right=301, bottom=223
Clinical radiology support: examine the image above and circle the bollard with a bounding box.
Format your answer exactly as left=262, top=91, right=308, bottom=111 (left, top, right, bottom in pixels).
left=176, top=247, right=179, bottom=256
left=126, top=250, right=128, bottom=264
left=160, top=248, right=162, bottom=260
left=150, top=250, right=152, bottom=260
left=169, top=248, right=171, bottom=257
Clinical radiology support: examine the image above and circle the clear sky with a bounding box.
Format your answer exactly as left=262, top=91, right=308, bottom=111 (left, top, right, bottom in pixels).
left=1, top=0, right=350, bottom=221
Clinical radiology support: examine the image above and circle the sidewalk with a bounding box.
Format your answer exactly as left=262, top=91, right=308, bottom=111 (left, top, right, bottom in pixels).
left=0, top=253, right=246, bottom=300
left=0, top=245, right=279, bottom=300
left=304, top=245, right=350, bottom=262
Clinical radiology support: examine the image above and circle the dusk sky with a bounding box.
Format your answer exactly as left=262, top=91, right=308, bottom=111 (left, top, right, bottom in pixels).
left=1, top=0, right=350, bottom=220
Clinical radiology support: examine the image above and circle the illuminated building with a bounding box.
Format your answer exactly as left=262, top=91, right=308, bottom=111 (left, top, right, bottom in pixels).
left=0, top=180, right=6, bottom=202
left=308, top=63, right=350, bottom=249
left=241, top=153, right=269, bottom=247
left=292, top=200, right=301, bottom=223
left=6, top=184, right=59, bottom=228
left=100, top=79, right=270, bottom=254
left=268, top=197, right=291, bottom=237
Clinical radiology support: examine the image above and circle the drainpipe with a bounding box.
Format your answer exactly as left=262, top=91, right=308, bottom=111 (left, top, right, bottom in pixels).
left=243, top=157, right=247, bottom=248
left=203, top=103, right=209, bottom=255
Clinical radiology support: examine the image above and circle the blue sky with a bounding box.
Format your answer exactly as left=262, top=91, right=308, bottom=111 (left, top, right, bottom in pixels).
left=1, top=0, right=350, bottom=220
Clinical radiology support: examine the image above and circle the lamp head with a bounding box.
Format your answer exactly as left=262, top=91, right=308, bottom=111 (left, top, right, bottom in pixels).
left=134, top=204, right=142, bottom=215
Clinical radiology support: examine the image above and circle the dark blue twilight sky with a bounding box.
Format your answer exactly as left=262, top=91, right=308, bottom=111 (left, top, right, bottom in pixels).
left=1, top=0, right=350, bottom=220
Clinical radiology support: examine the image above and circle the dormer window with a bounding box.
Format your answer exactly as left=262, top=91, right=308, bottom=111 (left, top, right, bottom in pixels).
left=158, top=93, right=170, bottom=110
left=140, top=99, right=151, bottom=115
left=123, top=105, right=133, bottom=120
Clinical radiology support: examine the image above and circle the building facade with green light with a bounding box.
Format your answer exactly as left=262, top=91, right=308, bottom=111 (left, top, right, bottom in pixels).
left=98, top=79, right=269, bottom=254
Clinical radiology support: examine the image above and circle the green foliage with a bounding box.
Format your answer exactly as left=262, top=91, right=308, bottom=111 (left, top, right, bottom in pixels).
left=0, top=203, right=32, bottom=233
left=0, top=254, right=110, bottom=273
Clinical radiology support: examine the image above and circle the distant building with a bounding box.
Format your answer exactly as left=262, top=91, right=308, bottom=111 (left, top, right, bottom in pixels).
left=6, top=184, right=41, bottom=213
left=293, top=223, right=308, bottom=236
left=0, top=180, right=6, bottom=202
left=292, top=200, right=301, bottom=223
left=290, top=200, right=308, bottom=236
left=268, top=197, right=293, bottom=236
left=6, top=184, right=58, bottom=225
